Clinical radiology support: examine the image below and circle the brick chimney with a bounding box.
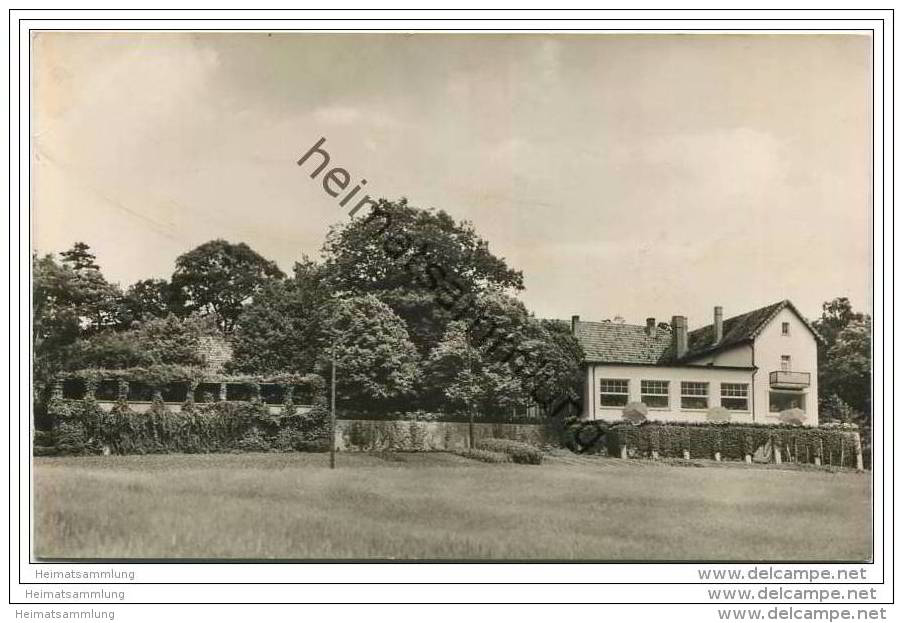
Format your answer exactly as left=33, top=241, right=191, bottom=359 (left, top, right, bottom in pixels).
left=714, top=306, right=724, bottom=343
left=645, top=317, right=656, bottom=337
left=571, top=314, right=580, bottom=335
left=671, top=315, right=688, bottom=359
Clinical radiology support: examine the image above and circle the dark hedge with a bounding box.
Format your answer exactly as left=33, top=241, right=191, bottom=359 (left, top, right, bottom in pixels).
left=563, top=419, right=862, bottom=468
left=43, top=397, right=330, bottom=455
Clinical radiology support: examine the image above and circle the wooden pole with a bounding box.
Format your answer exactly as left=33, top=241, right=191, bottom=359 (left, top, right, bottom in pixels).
left=466, top=335, right=474, bottom=449
left=330, top=343, right=337, bottom=469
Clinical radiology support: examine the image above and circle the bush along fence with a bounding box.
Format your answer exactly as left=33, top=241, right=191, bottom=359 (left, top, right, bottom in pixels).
left=36, top=368, right=328, bottom=456
left=335, top=417, right=553, bottom=452
left=562, top=419, right=865, bottom=470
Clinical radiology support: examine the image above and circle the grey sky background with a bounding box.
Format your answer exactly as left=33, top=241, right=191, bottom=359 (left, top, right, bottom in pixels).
left=32, top=33, right=872, bottom=327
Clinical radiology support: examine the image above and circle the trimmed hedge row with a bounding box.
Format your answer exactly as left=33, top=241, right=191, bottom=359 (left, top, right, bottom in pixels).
left=455, top=448, right=510, bottom=464
left=474, top=438, right=544, bottom=465
left=563, top=419, right=862, bottom=468
left=41, top=396, right=330, bottom=455
left=336, top=409, right=544, bottom=425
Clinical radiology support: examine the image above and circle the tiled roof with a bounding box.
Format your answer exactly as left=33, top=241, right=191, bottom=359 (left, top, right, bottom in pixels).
left=684, top=299, right=824, bottom=359
left=683, top=300, right=786, bottom=360
left=575, top=299, right=822, bottom=366
left=574, top=321, right=672, bottom=365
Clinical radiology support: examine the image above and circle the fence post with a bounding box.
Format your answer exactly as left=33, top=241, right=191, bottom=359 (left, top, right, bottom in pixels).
left=854, top=433, right=864, bottom=471
left=619, top=444, right=627, bottom=459
left=774, top=443, right=782, bottom=465
left=745, top=453, right=752, bottom=464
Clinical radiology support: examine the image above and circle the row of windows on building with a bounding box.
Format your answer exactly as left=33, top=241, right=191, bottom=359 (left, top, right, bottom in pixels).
left=60, top=379, right=318, bottom=405
left=599, top=379, right=806, bottom=413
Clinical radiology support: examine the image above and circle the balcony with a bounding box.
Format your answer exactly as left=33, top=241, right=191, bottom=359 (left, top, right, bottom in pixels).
left=769, top=370, right=811, bottom=389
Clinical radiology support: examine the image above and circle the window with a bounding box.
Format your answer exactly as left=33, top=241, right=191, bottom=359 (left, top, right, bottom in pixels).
left=600, top=379, right=629, bottom=407
left=95, top=380, right=120, bottom=401
left=641, top=380, right=669, bottom=408
left=770, top=391, right=806, bottom=413
left=61, top=379, right=85, bottom=400
left=781, top=355, right=792, bottom=372
left=226, top=383, right=255, bottom=402
left=127, top=381, right=154, bottom=402
left=781, top=322, right=790, bottom=336
left=681, top=382, right=709, bottom=409
left=292, top=384, right=316, bottom=405
left=721, top=383, right=749, bottom=411
left=260, top=384, right=285, bottom=405
left=160, top=382, right=189, bottom=403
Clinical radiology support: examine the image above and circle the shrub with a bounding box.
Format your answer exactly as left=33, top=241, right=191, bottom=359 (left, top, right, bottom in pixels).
left=54, top=422, right=88, bottom=455
left=455, top=448, right=510, bottom=464
left=599, top=421, right=861, bottom=467
left=622, top=402, right=648, bottom=424
left=335, top=409, right=542, bottom=425
left=561, top=418, right=609, bottom=454
left=274, top=428, right=305, bottom=452
left=475, top=438, right=543, bottom=465
left=236, top=429, right=272, bottom=452
left=706, top=406, right=731, bottom=423
left=297, top=440, right=330, bottom=452
left=779, top=408, right=807, bottom=426
left=46, top=398, right=331, bottom=455
left=33, top=429, right=55, bottom=446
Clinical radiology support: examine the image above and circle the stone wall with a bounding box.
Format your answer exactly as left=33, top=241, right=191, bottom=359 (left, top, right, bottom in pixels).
left=335, top=419, right=552, bottom=452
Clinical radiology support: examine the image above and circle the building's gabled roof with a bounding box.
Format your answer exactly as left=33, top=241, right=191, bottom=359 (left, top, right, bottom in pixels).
left=575, top=299, right=823, bottom=366
left=683, top=299, right=825, bottom=361
left=574, top=321, right=672, bottom=365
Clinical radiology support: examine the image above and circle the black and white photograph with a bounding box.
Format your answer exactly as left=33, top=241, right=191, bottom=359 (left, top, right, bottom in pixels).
left=28, top=28, right=875, bottom=566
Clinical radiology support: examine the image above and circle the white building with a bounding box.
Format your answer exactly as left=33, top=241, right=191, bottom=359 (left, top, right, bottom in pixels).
left=573, top=300, right=823, bottom=426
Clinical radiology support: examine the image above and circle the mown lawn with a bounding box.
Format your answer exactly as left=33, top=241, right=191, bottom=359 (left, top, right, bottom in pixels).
left=33, top=452, right=871, bottom=560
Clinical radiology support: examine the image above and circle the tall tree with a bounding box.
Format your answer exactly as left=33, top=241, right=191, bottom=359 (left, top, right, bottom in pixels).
left=424, top=320, right=527, bottom=415
left=821, top=317, right=871, bottom=420
left=814, top=297, right=871, bottom=427
left=420, top=292, right=584, bottom=416
left=119, top=278, right=185, bottom=327
left=33, top=251, right=121, bottom=425
left=229, top=259, right=330, bottom=376
left=520, top=319, right=585, bottom=414
left=813, top=297, right=865, bottom=348
left=321, top=198, right=524, bottom=353
left=320, top=295, right=421, bottom=406
left=60, top=241, right=100, bottom=272
left=171, top=239, right=285, bottom=333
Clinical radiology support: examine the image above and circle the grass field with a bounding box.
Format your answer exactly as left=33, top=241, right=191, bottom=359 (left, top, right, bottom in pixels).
left=33, top=452, right=871, bottom=561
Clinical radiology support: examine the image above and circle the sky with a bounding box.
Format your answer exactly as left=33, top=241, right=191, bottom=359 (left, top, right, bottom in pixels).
left=31, top=33, right=873, bottom=329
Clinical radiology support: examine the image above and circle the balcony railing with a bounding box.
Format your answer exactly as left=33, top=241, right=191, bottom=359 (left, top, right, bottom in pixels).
left=769, top=370, right=811, bottom=388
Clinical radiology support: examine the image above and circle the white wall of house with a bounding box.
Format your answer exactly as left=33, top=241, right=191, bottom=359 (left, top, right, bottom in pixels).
left=584, top=363, right=756, bottom=424
left=687, top=342, right=753, bottom=367
left=750, top=307, right=819, bottom=426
